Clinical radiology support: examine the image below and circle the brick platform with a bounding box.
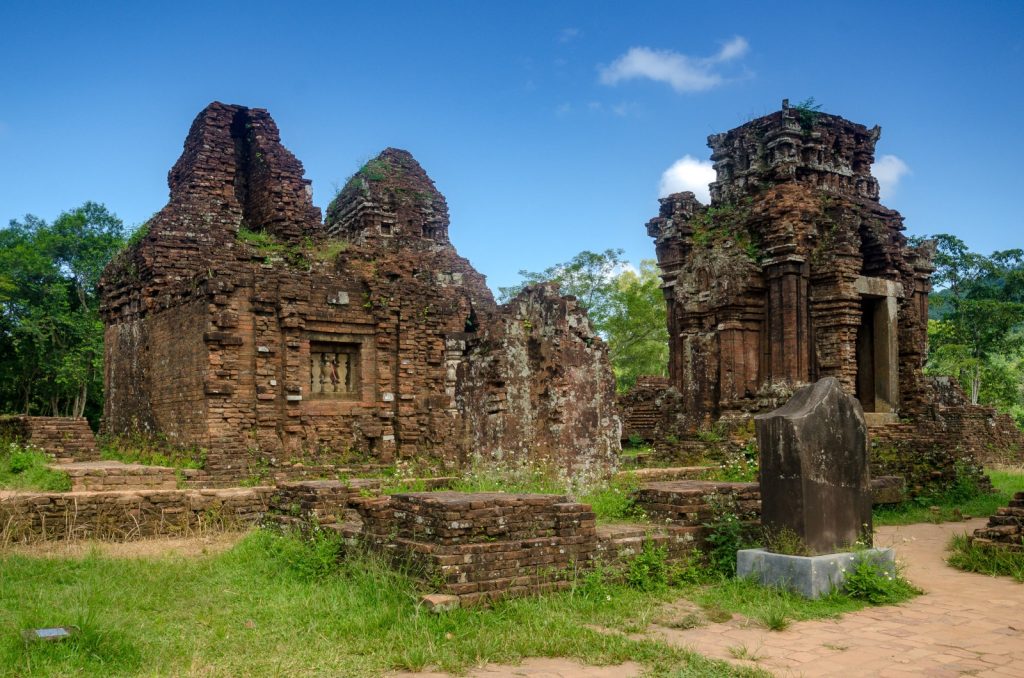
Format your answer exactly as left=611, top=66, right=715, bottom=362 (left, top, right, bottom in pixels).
left=0, top=487, right=273, bottom=542
left=353, top=492, right=597, bottom=605
left=633, top=480, right=762, bottom=527
left=52, top=461, right=178, bottom=492
left=267, top=478, right=381, bottom=530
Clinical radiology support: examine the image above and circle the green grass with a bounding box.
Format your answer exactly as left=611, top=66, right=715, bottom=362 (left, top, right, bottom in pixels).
left=98, top=435, right=205, bottom=470
left=947, top=533, right=1024, bottom=582
left=687, top=577, right=867, bottom=628
left=873, top=468, right=1024, bottom=526
left=0, top=442, right=70, bottom=492
left=0, top=530, right=764, bottom=677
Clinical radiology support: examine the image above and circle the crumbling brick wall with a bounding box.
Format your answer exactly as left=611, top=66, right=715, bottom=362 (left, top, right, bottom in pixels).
left=458, top=283, right=621, bottom=476
left=99, top=103, right=620, bottom=479
left=972, top=492, right=1024, bottom=552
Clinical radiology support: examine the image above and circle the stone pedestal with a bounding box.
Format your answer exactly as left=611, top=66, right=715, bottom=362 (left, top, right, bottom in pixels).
left=737, top=547, right=894, bottom=599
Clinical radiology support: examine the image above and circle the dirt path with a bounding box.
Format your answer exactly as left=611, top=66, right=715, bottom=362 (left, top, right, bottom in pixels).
left=651, top=519, right=1024, bottom=677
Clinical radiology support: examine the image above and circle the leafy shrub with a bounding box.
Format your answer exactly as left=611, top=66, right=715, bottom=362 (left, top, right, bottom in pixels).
left=626, top=542, right=669, bottom=591
left=842, top=554, right=919, bottom=604
left=0, top=441, right=71, bottom=491
left=702, top=493, right=760, bottom=578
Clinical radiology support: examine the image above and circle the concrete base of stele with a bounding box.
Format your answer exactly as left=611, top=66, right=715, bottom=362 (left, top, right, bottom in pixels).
left=736, top=547, right=895, bottom=599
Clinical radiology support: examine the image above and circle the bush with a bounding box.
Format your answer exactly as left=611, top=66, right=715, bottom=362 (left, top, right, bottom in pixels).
left=626, top=542, right=669, bottom=591
left=702, top=494, right=760, bottom=577
left=0, top=441, right=71, bottom=491
left=842, top=554, right=919, bottom=604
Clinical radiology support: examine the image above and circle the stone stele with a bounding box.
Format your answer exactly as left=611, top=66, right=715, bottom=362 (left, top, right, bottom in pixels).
left=754, top=376, right=872, bottom=554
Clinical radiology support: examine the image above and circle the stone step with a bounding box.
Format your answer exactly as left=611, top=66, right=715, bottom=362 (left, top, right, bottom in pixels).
left=49, top=461, right=178, bottom=492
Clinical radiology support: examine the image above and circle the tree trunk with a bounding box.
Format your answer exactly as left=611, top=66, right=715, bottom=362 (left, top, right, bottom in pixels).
left=73, top=382, right=87, bottom=418
left=971, top=366, right=981, bottom=405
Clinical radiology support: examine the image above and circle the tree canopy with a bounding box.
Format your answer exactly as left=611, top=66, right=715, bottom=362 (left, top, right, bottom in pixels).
left=924, top=234, right=1024, bottom=423
left=0, top=203, right=125, bottom=423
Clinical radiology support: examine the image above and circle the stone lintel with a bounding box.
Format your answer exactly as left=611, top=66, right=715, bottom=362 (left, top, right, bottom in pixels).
left=854, top=276, right=903, bottom=298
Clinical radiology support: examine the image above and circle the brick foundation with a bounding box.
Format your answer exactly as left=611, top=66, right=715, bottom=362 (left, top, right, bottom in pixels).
left=0, top=487, right=273, bottom=542
left=351, top=492, right=597, bottom=605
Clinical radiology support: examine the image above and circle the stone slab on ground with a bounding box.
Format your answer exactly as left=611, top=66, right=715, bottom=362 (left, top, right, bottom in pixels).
left=737, top=547, right=894, bottom=599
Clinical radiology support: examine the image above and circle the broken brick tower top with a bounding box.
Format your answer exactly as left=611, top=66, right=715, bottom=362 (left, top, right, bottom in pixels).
left=99, top=102, right=620, bottom=478
left=647, top=100, right=934, bottom=428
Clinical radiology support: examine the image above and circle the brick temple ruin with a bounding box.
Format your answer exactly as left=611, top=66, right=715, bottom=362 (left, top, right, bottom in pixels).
left=629, top=100, right=1024, bottom=489
left=98, top=102, right=619, bottom=479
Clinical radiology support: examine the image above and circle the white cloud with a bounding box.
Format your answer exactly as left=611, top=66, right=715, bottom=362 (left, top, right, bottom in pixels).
left=599, top=36, right=749, bottom=93
left=555, top=102, right=572, bottom=117
left=659, top=155, right=716, bottom=202
left=559, top=28, right=580, bottom=43
left=715, top=36, right=749, bottom=61
left=873, top=154, right=910, bottom=199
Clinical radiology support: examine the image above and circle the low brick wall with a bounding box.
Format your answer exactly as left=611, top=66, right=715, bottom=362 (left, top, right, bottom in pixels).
left=632, top=477, right=908, bottom=530
left=0, top=487, right=273, bottom=542
left=352, top=492, right=596, bottom=605
left=267, top=479, right=380, bottom=529
left=595, top=523, right=702, bottom=563
left=971, top=492, right=1024, bottom=552
left=633, top=480, right=762, bottom=527
left=0, top=415, right=98, bottom=460
left=56, top=461, right=178, bottom=492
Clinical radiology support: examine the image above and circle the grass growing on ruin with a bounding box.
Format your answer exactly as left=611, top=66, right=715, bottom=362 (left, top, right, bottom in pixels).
left=0, top=529, right=765, bottom=678
left=873, top=467, right=1024, bottom=526
left=443, top=459, right=650, bottom=523
left=947, top=533, right=1024, bottom=582
left=98, top=434, right=206, bottom=470
left=0, top=442, right=70, bottom=492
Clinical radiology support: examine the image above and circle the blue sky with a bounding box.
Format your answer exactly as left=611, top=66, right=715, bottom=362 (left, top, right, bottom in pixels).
left=1, top=1, right=1021, bottom=291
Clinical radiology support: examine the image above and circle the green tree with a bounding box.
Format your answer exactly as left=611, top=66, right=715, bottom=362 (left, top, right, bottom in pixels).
left=0, top=203, right=125, bottom=423
left=605, top=260, right=668, bottom=390
left=925, top=234, right=1024, bottom=411
left=500, top=249, right=668, bottom=391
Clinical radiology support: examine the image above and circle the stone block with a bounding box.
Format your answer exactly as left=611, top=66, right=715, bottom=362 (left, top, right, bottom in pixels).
left=420, top=593, right=460, bottom=613
left=737, top=547, right=894, bottom=599
left=755, top=377, right=872, bottom=554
